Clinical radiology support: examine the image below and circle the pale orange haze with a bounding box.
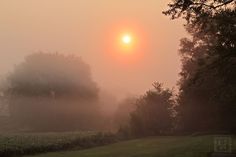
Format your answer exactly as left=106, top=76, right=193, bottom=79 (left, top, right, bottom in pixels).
left=0, top=0, right=186, bottom=99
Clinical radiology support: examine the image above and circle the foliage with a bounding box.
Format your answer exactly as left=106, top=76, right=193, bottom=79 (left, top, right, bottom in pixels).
left=165, top=0, right=236, bottom=133
left=7, top=52, right=98, bottom=98
left=0, top=132, right=117, bottom=157
left=4, top=52, right=101, bottom=131
left=127, top=83, right=174, bottom=137
left=163, top=0, right=236, bottom=21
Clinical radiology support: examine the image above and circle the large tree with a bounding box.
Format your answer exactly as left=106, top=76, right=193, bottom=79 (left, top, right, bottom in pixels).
left=5, top=52, right=100, bottom=131
left=165, top=0, right=236, bottom=133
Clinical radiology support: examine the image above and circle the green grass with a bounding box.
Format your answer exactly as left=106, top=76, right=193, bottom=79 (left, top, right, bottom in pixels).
left=0, top=132, right=116, bottom=157
left=26, top=135, right=236, bottom=157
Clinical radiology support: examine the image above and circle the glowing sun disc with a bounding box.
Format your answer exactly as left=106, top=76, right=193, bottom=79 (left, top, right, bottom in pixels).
left=122, top=35, right=132, bottom=44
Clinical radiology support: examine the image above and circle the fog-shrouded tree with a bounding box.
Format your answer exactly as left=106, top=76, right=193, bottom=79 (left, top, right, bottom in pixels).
left=165, top=0, right=236, bottom=133
left=5, top=52, right=101, bottom=131
left=113, top=97, right=137, bottom=130
left=126, top=83, right=174, bottom=137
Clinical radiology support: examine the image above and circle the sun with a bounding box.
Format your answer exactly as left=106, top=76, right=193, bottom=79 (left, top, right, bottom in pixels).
left=118, top=33, right=135, bottom=53
left=122, top=35, right=132, bottom=44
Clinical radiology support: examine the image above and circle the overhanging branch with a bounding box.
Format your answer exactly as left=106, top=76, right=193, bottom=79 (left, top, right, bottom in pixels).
left=193, top=0, right=235, bottom=9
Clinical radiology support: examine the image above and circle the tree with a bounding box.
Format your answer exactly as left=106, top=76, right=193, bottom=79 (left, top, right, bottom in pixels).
left=113, top=97, right=137, bottom=129
left=128, top=83, right=174, bottom=137
left=5, top=52, right=101, bottom=131
left=165, top=0, right=236, bottom=133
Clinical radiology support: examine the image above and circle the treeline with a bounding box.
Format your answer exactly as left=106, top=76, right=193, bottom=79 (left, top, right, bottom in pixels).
left=118, top=0, right=236, bottom=137
left=0, top=0, right=235, bottom=136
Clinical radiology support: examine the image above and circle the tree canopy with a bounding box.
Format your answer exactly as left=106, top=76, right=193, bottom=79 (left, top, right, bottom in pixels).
left=163, top=0, right=236, bottom=20
left=164, top=0, right=236, bottom=133
left=7, top=52, right=98, bottom=98
left=127, top=83, right=174, bottom=137
left=4, top=52, right=101, bottom=131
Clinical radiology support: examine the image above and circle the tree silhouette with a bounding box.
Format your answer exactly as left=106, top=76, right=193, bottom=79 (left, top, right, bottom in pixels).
left=164, top=1, right=236, bottom=133
left=5, top=52, right=101, bottom=131
left=128, top=83, right=174, bottom=136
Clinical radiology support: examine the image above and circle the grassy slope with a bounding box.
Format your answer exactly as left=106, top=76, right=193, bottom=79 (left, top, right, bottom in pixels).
left=27, top=135, right=236, bottom=157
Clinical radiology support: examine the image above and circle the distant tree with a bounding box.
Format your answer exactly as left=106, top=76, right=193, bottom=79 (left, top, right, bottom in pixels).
left=164, top=1, right=236, bottom=133
left=128, top=83, right=174, bottom=137
left=113, top=97, right=137, bottom=129
left=5, top=52, right=100, bottom=131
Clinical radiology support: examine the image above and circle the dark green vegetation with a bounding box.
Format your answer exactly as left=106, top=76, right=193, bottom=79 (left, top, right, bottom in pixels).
left=0, top=132, right=116, bottom=157
left=26, top=135, right=236, bottom=157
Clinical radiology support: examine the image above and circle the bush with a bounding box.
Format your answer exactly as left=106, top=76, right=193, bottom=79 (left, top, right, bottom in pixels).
left=0, top=132, right=117, bottom=157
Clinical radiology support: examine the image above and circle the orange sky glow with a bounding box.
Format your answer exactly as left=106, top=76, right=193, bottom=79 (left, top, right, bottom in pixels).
left=0, top=0, right=186, bottom=99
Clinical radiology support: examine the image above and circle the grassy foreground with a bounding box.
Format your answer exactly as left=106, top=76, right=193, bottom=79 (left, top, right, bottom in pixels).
left=26, top=135, right=236, bottom=157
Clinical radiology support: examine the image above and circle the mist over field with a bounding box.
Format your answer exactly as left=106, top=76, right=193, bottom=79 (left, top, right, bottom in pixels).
left=0, top=53, right=127, bottom=132
left=0, top=1, right=235, bottom=157
left=0, top=0, right=186, bottom=133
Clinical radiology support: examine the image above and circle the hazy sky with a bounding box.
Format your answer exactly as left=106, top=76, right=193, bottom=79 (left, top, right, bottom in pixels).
left=0, top=0, right=186, bottom=99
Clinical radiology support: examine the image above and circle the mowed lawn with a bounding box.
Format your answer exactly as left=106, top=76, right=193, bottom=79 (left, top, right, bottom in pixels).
left=26, top=135, right=236, bottom=157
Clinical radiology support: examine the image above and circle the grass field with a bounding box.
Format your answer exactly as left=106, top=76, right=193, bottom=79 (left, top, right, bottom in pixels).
left=0, top=132, right=116, bottom=157
left=26, top=135, right=236, bottom=157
